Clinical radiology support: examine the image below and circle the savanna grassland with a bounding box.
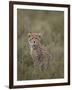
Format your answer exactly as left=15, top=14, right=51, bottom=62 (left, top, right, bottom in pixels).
left=17, top=9, right=64, bottom=80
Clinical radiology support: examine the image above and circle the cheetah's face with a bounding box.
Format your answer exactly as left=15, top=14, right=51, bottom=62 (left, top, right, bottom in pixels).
left=28, top=33, right=41, bottom=49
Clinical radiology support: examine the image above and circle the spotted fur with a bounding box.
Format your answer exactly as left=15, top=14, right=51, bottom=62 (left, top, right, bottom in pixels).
left=28, top=32, right=49, bottom=71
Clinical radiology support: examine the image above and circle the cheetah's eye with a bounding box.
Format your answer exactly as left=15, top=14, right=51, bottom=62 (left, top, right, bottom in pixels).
left=32, top=38, right=33, bottom=39
left=35, top=38, right=38, bottom=39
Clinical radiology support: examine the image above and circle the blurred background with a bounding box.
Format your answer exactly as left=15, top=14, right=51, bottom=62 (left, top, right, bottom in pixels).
left=17, top=9, right=64, bottom=80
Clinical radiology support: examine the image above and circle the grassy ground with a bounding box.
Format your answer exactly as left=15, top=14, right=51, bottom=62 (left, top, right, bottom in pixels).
left=17, top=9, right=64, bottom=80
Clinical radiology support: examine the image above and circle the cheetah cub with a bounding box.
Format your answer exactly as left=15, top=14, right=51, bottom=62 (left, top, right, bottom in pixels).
left=28, top=32, right=50, bottom=71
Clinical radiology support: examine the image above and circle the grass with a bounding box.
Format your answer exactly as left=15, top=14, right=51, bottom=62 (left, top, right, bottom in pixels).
left=17, top=9, right=64, bottom=80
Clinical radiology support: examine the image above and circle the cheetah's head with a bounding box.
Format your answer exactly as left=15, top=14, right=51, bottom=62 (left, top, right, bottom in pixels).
left=28, top=32, right=42, bottom=49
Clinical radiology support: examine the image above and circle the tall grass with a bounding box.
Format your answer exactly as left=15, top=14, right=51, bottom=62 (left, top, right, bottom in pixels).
left=17, top=9, right=64, bottom=80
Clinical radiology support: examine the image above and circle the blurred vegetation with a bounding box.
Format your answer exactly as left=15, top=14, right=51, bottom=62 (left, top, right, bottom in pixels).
left=17, top=9, right=64, bottom=80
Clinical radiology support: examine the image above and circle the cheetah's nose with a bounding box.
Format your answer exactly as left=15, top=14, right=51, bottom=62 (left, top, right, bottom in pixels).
left=34, top=41, right=35, bottom=43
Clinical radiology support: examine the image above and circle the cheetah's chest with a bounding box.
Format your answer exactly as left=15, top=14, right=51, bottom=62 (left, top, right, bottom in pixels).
left=30, top=47, right=42, bottom=60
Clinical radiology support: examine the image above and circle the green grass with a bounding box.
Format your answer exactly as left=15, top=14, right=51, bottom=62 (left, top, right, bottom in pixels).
left=17, top=9, right=64, bottom=80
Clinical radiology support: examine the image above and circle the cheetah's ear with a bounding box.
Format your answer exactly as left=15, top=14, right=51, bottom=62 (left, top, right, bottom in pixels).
left=28, top=32, right=31, bottom=37
left=38, top=33, right=42, bottom=38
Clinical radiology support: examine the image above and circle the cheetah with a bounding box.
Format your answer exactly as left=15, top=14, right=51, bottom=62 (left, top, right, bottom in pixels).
left=28, top=32, right=50, bottom=71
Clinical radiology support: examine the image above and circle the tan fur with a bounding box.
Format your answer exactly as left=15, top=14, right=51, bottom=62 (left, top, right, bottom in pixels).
left=28, top=32, right=49, bottom=71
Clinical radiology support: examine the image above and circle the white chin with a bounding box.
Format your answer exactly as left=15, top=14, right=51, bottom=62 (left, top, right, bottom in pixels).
left=32, top=45, right=36, bottom=48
